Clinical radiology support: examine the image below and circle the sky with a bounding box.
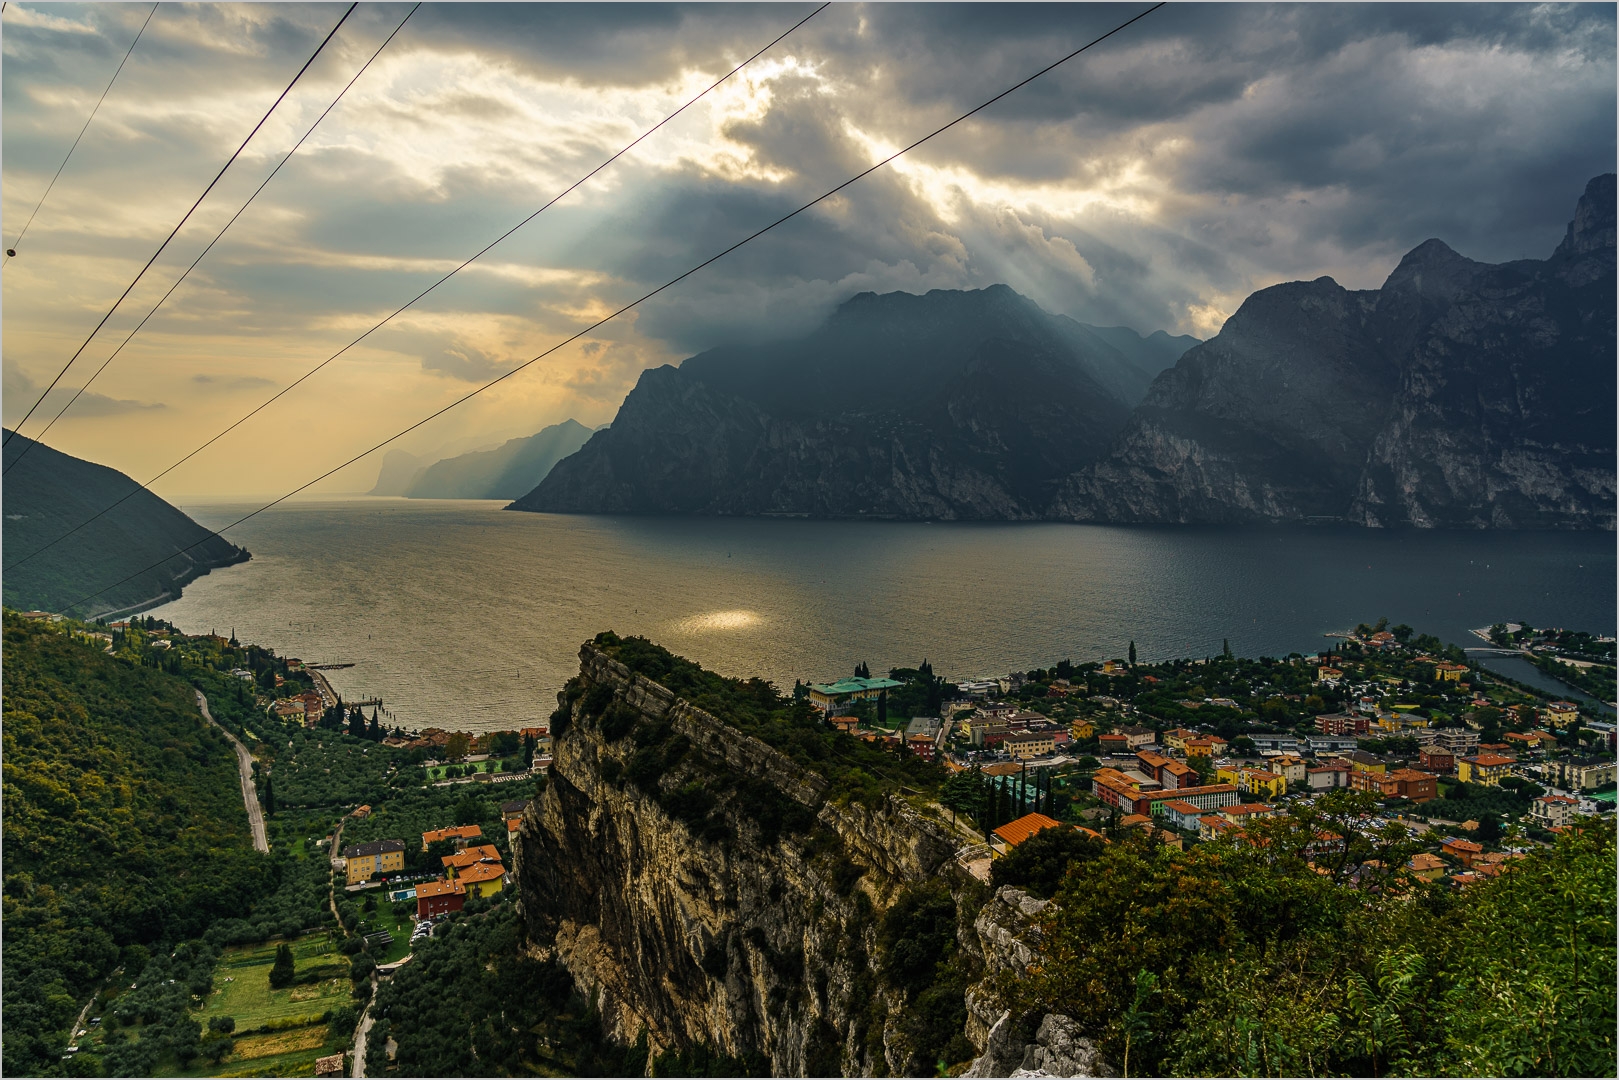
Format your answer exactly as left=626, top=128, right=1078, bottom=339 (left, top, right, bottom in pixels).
left=2, top=2, right=1613, bottom=498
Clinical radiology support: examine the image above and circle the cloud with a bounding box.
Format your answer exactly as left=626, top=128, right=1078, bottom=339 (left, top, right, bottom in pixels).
left=3, top=366, right=164, bottom=426
left=0, top=2, right=1611, bottom=496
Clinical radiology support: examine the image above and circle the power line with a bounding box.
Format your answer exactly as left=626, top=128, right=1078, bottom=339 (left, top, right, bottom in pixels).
left=6, top=2, right=828, bottom=574
left=13, top=2, right=422, bottom=460
left=2, top=2, right=358, bottom=456
left=4, top=2, right=159, bottom=264
left=49, top=2, right=1165, bottom=618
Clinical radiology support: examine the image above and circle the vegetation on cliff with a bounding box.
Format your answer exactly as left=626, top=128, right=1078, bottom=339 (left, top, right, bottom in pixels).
left=575, top=632, right=947, bottom=807
left=1015, top=813, right=1616, bottom=1077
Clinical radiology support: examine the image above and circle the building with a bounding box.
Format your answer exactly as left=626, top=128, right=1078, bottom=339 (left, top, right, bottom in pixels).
left=1529, top=795, right=1580, bottom=829
left=315, top=1053, right=346, bottom=1077
left=422, top=824, right=483, bottom=851
left=1345, top=751, right=1386, bottom=775
left=415, top=878, right=466, bottom=919
left=1218, top=766, right=1286, bottom=800
left=1115, top=725, right=1157, bottom=750
left=343, top=839, right=405, bottom=885
left=1317, top=666, right=1344, bottom=686
left=1542, top=701, right=1580, bottom=728
left=1406, top=853, right=1446, bottom=882
left=1184, top=736, right=1227, bottom=759
left=969, top=717, right=1011, bottom=747
left=502, top=799, right=529, bottom=846
left=1315, top=713, right=1370, bottom=737
left=1219, top=803, right=1276, bottom=826
left=1269, top=755, right=1308, bottom=787
left=1097, top=733, right=1131, bottom=754
left=1456, top=753, right=1516, bottom=787
left=1306, top=736, right=1360, bottom=755
left=1140, top=783, right=1240, bottom=817
left=1307, top=765, right=1351, bottom=790
left=1546, top=757, right=1618, bottom=792
left=1387, top=768, right=1438, bottom=803
left=1158, top=799, right=1206, bottom=832
left=1433, top=729, right=1480, bottom=754
left=1418, top=747, right=1455, bottom=774
left=351, top=805, right=372, bottom=820
left=456, top=860, right=506, bottom=899
left=1432, top=661, right=1469, bottom=682
left=1199, top=814, right=1244, bottom=841
left=1069, top=718, right=1095, bottom=740
left=989, top=812, right=1063, bottom=857
left=1250, top=735, right=1301, bottom=754
left=1160, top=727, right=1200, bottom=752
left=807, top=676, right=904, bottom=713
left=907, top=733, right=937, bottom=761
left=1004, top=731, right=1057, bottom=761
left=905, top=717, right=942, bottom=740
left=1439, top=837, right=1485, bottom=868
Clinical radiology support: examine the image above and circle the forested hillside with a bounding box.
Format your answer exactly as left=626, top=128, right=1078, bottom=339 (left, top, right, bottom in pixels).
left=1, top=614, right=267, bottom=1075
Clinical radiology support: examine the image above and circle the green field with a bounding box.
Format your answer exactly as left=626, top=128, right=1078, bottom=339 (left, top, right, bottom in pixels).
left=357, top=903, right=416, bottom=965
left=190, top=936, right=352, bottom=1076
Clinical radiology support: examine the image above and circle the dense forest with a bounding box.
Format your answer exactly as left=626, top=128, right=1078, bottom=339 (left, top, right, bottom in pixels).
left=1, top=614, right=268, bottom=1075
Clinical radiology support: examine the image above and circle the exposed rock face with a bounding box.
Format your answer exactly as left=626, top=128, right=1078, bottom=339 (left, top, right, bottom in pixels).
left=514, top=644, right=970, bottom=1075
left=964, top=1013, right=1113, bottom=1079
left=1052, top=175, right=1616, bottom=529
left=511, top=286, right=1190, bottom=520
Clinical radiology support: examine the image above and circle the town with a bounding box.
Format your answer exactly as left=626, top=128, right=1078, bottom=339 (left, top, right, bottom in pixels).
left=800, top=619, right=1616, bottom=887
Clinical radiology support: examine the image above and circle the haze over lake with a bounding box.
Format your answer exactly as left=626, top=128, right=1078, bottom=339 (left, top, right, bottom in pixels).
left=153, top=499, right=1616, bottom=733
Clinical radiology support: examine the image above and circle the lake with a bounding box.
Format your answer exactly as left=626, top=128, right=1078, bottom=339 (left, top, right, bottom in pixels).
left=152, top=499, right=1617, bottom=733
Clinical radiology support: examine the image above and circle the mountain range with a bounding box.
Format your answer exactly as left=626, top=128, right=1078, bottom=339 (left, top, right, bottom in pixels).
left=368, top=420, right=594, bottom=500
left=511, top=289, right=1195, bottom=518
left=515, top=175, right=1615, bottom=530
left=1, top=431, right=249, bottom=617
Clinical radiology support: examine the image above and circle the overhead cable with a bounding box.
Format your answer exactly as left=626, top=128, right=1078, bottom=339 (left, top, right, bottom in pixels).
left=13, top=3, right=423, bottom=460
left=49, top=1, right=1165, bottom=617
left=7, top=2, right=828, bottom=571
left=3, top=2, right=359, bottom=455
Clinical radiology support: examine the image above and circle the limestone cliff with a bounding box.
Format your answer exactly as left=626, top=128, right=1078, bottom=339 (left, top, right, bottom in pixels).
left=514, top=642, right=981, bottom=1075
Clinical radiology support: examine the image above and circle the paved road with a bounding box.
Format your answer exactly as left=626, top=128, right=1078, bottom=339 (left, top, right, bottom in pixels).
left=197, top=690, right=268, bottom=853
left=351, top=1003, right=375, bottom=1078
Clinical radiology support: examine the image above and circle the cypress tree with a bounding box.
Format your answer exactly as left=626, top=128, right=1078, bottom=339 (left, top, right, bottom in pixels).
left=269, top=943, right=295, bottom=988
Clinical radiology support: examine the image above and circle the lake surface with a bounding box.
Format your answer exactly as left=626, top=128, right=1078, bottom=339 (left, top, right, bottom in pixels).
left=152, top=499, right=1617, bottom=733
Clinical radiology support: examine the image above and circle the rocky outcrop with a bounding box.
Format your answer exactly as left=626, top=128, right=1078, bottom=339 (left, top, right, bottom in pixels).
left=511, top=287, right=1188, bottom=520
left=514, top=643, right=973, bottom=1075
left=964, top=1013, right=1113, bottom=1079
left=1053, top=175, right=1616, bottom=529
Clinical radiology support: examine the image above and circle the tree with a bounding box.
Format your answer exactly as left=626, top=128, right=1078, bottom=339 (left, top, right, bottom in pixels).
left=367, top=712, right=381, bottom=740
left=263, top=775, right=276, bottom=816
left=877, top=691, right=888, bottom=728
left=208, top=1015, right=235, bottom=1034
left=268, top=944, right=295, bottom=989
left=855, top=661, right=870, bottom=679
left=940, top=770, right=984, bottom=827
left=444, top=732, right=472, bottom=761
left=1222, top=638, right=1233, bottom=659
left=1128, top=641, right=1137, bottom=668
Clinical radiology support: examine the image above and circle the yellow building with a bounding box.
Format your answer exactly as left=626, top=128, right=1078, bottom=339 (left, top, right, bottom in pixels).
left=1218, top=767, right=1286, bottom=800
left=1543, top=701, right=1579, bottom=728
left=807, top=676, right=904, bottom=712
left=1433, top=662, right=1469, bottom=682
left=343, top=839, right=405, bottom=885
left=1005, top=732, right=1057, bottom=760
left=455, top=861, right=506, bottom=899
left=1070, top=718, right=1095, bottom=740
left=1457, top=754, right=1515, bottom=787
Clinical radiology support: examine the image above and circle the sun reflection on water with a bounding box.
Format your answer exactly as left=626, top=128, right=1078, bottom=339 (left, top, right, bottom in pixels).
left=675, top=609, right=762, bottom=633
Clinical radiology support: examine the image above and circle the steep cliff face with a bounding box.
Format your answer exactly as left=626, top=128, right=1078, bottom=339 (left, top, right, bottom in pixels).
left=513, top=644, right=976, bottom=1075
left=511, top=286, right=1185, bottom=520
left=1052, top=175, right=1616, bottom=529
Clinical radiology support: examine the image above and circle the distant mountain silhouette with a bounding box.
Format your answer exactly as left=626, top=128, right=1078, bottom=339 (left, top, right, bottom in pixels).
left=369, top=448, right=429, bottom=496
left=405, top=420, right=593, bottom=499
left=2, top=431, right=249, bottom=617
left=513, top=285, right=1192, bottom=518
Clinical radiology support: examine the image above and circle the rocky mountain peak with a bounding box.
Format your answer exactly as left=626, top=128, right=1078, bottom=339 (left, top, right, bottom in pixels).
left=1554, top=172, right=1616, bottom=260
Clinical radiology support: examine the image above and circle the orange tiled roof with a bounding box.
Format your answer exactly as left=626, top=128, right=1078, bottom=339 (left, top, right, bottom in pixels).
left=991, top=812, right=1062, bottom=848
left=456, top=862, right=505, bottom=884
left=423, top=824, right=483, bottom=845
left=416, top=879, right=465, bottom=898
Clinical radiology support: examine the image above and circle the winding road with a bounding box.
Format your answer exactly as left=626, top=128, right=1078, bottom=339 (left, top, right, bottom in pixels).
left=197, top=690, right=268, bottom=853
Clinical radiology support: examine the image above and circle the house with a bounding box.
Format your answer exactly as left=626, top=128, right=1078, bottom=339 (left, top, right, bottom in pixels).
left=1542, top=701, right=1580, bottom=728
left=502, top=799, right=529, bottom=845
left=1139, top=784, right=1239, bottom=817
left=422, top=824, right=483, bottom=851
left=1529, top=795, right=1579, bottom=829
left=1069, top=718, right=1095, bottom=740
left=1305, top=735, right=1360, bottom=755
left=455, top=860, right=506, bottom=899
left=1388, top=768, right=1438, bottom=803
left=350, top=805, right=372, bottom=820
left=989, top=812, right=1063, bottom=857
left=905, top=717, right=942, bottom=740
left=1161, top=727, right=1200, bottom=752
left=415, top=878, right=466, bottom=919
left=1307, top=765, right=1351, bottom=790
left=1249, top=735, right=1301, bottom=754
left=1097, top=733, right=1131, bottom=754
left=1456, top=754, right=1516, bottom=787
left=315, top=1053, right=346, bottom=1077
left=1004, top=731, right=1056, bottom=761
left=1432, top=661, right=1469, bottom=682
left=1218, top=767, right=1285, bottom=799
left=1418, top=747, right=1455, bottom=774
left=1316, top=666, right=1344, bottom=686
left=807, top=676, right=904, bottom=713
left=1115, top=725, right=1157, bottom=750
left=1184, top=736, right=1227, bottom=759
left=342, top=840, right=405, bottom=885
left=969, top=717, right=1011, bottom=747
left=1219, top=802, right=1276, bottom=824
left=1199, top=814, right=1243, bottom=841
left=1439, top=837, right=1485, bottom=867
left=1345, top=751, right=1387, bottom=775
left=1406, top=852, right=1446, bottom=882
left=1269, top=755, right=1308, bottom=787
left=1159, top=759, right=1198, bottom=789
left=1315, top=713, right=1370, bottom=736
left=907, top=732, right=937, bottom=761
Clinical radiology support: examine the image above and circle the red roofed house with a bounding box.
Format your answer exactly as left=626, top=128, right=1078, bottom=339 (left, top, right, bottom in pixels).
left=1529, top=795, right=1580, bottom=829
left=1439, top=836, right=1485, bottom=868
left=989, top=812, right=1063, bottom=857
left=416, top=878, right=465, bottom=919
left=422, top=824, right=482, bottom=851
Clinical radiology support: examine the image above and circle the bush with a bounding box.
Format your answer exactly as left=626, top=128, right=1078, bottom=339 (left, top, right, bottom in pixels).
left=208, top=1015, right=235, bottom=1034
